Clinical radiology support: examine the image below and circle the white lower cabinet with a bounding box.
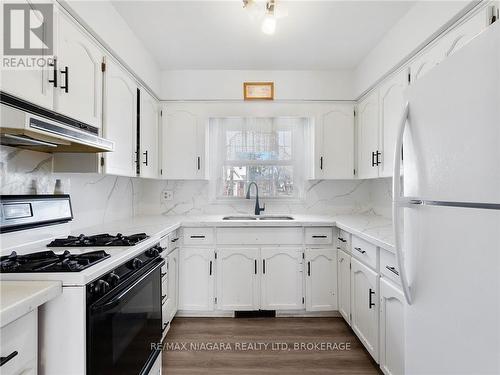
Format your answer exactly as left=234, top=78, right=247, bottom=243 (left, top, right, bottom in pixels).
left=0, top=310, right=37, bottom=375
left=178, top=248, right=215, bottom=311
left=261, top=247, right=304, bottom=310
left=166, top=248, right=179, bottom=321
left=337, top=249, right=351, bottom=324
left=305, top=248, right=337, bottom=311
left=379, top=277, right=405, bottom=375
left=351, top=257, right=379, bottom=362
left=216, top=248, right=260, bottom=311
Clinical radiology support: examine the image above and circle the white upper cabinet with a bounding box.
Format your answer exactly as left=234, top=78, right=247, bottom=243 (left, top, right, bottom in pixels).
left=379, top=277, right=405, bottom=375
left=178, top=248, right=215, bottom=311
left=351, top=257, right=379, bottom=362
left=356, top=90, right=380, bottom=179
left=0, top=1, right=54, bottom=108
left=139, top=89, right=159, bottom=179
left=378, top=69, right=408, bottom=178
left=312, top=104, right=355, bottom=179
left=337, top=249, right=351, bottom=325
left=305, top=248, right=337, bottom=312
left=216, top=248, right=260, bottom=311
left=161, top=103, right=206, bottom=180
left=261, top=247, right=303, bottom=310
left=55, top=12, right=103, bottom=128
left=103, top=58, right=137, bottom=177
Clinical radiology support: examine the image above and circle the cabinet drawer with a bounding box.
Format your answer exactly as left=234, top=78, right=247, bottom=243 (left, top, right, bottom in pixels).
left=183, top=228, right=214, bottom=245
left=217, top=227, right=303, bottom=245
left=169, top=230, right=180, bottom=250
left=351, top=236, right=377, bottom=269
left=162, top=300, right=170, bottom=337
left=161, top=263, right=168, bottom=279
left=380, top=247, right=400, bottom=285
left=0, top=310, right=37, bottom=375
left=162, top=276, right=168, bottom=299
left=337, top=229, right=351, bottom=252
left=305, top=227, right=333, bottom=245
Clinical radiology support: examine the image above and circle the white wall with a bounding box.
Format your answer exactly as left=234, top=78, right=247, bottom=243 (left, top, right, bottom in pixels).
left=354, top=1, right=474, bottom=97
left=161, top=70, right=354, bottom=100
left=61, top=0, right=162, bottom=96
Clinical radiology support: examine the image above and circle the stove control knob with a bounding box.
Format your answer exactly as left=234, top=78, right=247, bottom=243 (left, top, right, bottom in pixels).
left=129, top=258, right=143, bottom=270
left=107, top=272, right=120, bottom=287
left=145, top=247, right=159, bottom=258
left=93, top=280, right=110, bottom=295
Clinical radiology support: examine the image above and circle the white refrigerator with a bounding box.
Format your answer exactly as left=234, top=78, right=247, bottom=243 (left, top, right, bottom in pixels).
left=393, top=22, right=500, bottom=374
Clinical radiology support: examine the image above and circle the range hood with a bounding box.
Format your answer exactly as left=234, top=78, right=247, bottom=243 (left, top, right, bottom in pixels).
left=0, top=92, right=114, bottom=153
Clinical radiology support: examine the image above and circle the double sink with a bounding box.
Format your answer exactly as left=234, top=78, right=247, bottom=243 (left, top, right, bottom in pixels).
left=222, top=215, right=294, bottom=221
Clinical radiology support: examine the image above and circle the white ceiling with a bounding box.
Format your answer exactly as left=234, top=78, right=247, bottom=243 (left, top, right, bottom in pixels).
left=111, top=1, right=414, bottom=70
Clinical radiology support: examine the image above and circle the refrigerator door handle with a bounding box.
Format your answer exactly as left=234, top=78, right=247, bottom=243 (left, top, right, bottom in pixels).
left=392, top=102, right=413, bottom=305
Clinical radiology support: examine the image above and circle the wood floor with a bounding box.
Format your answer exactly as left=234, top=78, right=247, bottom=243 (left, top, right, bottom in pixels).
left=162, top=317, right=381, bottom=374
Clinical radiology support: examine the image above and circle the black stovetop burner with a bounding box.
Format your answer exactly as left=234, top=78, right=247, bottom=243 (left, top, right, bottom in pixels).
left=0, top=250, right=110, bottom=273
left=46, top=233, right=149, bottom=247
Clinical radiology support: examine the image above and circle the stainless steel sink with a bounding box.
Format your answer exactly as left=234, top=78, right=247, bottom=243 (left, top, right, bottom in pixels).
left=258, top=216, right=295, bottom=220
left=222, top=216, right=257, bottom=220
left=222, top=215, right=294, bottom=221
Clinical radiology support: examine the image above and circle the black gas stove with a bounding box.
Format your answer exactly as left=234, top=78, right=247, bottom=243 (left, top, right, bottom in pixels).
left=0, top=250, right=110, bottom=273
left=47, top=232, right=149, bottom=247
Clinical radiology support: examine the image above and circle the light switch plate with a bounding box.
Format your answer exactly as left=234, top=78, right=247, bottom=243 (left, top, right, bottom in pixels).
left=162, top=190, right=173, bottom=202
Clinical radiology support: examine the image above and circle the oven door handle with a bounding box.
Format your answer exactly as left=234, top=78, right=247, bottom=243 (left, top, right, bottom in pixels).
left=91, top=260, right=164, bottom=313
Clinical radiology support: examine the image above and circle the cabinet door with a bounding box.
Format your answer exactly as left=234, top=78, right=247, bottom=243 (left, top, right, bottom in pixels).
left=261, top=247, right=303, bottom=310
left=162, top=105, right=204, bottom=179
left=103, top=58, right=137, bottom=177
left=318, top=105, right=355, bottom=179
left=379, top=277, right=405, bottom=375
left=167, top=248, right=179, bottom=321
left=216, top=248, right=260, bottom=311
left=178, top=248, right=215, bottom=311
left=305, top=248, right=337, bottom=311
left=378, top=70, right=408, bottom=178
left=139, top=89, right=159, bottom=178
left=56, top=12, right=103, bottom=127
left=0, top=1, right=53, bottom=108
left=351, top=257, right=379, bottom=361
left=356, top=90, right=380, bottom=179
left=337, top=249, right=351, bottom=324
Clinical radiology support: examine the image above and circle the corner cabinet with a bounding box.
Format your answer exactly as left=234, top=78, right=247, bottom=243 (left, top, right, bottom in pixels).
left=311, top=104, right=355, bottom=179
left=304, top=248, right=337, bottom=311
left=337, top=248, right=351, bottom=324
left=356, top=91, right=380, bottom=179
left=379, top=277, right=405, bottom=375
left=161, top=103, right=206, bottom=180
left=102, top=58, right=137, bottom=177
left=351, top=257, right=379, bottom=362
left=178, top=248, right=215, bottom=311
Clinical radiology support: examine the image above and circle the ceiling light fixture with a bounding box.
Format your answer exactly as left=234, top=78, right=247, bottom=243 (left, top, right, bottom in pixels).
left=261, top=0, right=277, bottom=35
left=243, top=0, right=281, bottom=35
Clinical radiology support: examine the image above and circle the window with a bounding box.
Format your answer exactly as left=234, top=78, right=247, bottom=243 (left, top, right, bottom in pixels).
left=210, top=117, right=306, bottom=199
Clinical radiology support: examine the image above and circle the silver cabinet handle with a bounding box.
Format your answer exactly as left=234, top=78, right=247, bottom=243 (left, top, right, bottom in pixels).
left=354, top=247, right=366, bottom=254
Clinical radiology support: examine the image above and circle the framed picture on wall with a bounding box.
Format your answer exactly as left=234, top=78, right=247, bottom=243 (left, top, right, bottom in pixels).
left=243, top=82, right=274, bottom=100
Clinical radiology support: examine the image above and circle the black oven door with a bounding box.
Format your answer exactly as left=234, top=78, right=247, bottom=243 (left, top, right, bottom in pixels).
left=87, top=260, right=163, bottom=375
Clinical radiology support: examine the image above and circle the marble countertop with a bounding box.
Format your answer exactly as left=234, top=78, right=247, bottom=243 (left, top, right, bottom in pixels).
left=0, top=280, right=62, bottom=328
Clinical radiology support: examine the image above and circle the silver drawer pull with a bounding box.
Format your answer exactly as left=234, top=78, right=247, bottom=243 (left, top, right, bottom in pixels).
left=354, top=247, right=366, bottom=254
left=386, top=266, right=400, bottom=276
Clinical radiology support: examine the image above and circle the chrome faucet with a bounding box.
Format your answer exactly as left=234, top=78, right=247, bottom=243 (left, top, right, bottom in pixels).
left=246, top=182, right=265, bottom=215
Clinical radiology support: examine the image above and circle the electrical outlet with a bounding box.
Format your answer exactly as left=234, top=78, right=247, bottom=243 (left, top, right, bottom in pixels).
left=161, top=190, right=173, bottom=202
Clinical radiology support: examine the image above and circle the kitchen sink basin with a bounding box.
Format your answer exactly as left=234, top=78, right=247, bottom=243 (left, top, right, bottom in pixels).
left=222, top=216, right=257, bottom=220
left=257, top=216, right=295, bottom=220
left=222, top=215, right=294, bottom=221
